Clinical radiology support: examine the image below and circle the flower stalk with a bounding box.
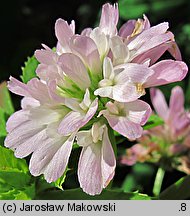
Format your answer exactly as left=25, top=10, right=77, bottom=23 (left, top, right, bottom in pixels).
left=153, top=167, right=165, bottom=197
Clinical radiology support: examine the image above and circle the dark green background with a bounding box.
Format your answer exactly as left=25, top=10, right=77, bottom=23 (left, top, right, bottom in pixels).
left=1, top=0, right=190, bottom=83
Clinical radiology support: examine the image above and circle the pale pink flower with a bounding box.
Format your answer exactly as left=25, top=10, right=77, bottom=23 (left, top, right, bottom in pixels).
left=150, top=86, right=190, bottom=139
left=119, top=15, right=182, bottom=64
left=55, top=19, right=75, bottom=54
left=94, top=57, right=187, bottom=103
left=121, top=86, right=190, bottom=173
left=100, top=100, right=151, bottom=140
left=5, top=2, right=189, bottom=195
left=5, top=78, right=98, bottom=183
left=76, top=122, right=116, bottom=195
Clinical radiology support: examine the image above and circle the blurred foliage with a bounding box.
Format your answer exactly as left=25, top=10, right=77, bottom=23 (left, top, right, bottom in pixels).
left=0, top=82, right=14, bottom=115
left=0, top=108, right=7, bottom=138
left=0, top=82, right=14, bottom=138
left=119, top=0, right=186, bottom=20
left=143, top=114, right=164, bottom=130
left=122, top=163, right=155, bottom=193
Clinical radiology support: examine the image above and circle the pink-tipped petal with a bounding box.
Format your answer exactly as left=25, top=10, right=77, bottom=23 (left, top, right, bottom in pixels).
left=168, top=86, right=190, bottom=135
left=145, top=60, right=188, bottom=88
left=119, top=15, right=150, bottom=39
left=8, top=76, right=31, bottom=97
left=168, top=41, right=182, bottom=61
left=132, top=40, right=182, bottom=65
left=132, top=43, right=170, bottom=65
left=115, top=63, right=154, bottom=84
left=78, top=143, right=102, bottom=195
left=27, top=78, right=54, bottom=104
left=169, top=86, right=184, bottom=114
left=55, top=18, right=74, bottom=50
left=107, top=115, right=143, bottom=140
left=99, top=3, right=119, bottom=36
left=58, top=53, right=91, bottom=90
left=43, top=134, right=75, bottom=182
left=78, top=125, right=116, bottom=195
left=29, top=138, right=62, bottom=176
left=103, top=100, right=151, bottom=140
left=5, top=120, right=45, bottom=149
left=128, top=22, right=169, bottom=50
left=14, top=129, right=47, bottom=158
left=130, top=31, right=174, bottom=59
left=101, top=127, right=116, bottom=187
left=81, top=28, right=92, bottom=36
left=35, top=48, right=57, bottom=65
left=124, top=100, right=152, bottom=125
left=47, top=80, right=65, bottom=103
left=8, top=77, right=57, bottom=105
left=21, top=97, right=40, bottom=109
left=119, top=20, right=136, bottom=38
left=6, top=110, right=29, bottom=133
left=58, top=98, right=98, bottom=136
left=150, top=88, right=169, bottom=121
left=70, top=35, right=101, bottom=74
left=112, top=84, right=141, bottom=103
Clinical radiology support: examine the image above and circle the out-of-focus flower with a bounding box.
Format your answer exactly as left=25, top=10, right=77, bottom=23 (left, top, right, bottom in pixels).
left=121, top=86, right=190, bottom=173
left=5, top=3, right=188, bottom=195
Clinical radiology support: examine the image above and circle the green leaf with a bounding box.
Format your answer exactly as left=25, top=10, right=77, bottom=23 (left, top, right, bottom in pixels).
left=53, top=168, right=70, bottom=190
left=0, top=108, right=7, bottom=137
left=37, top=188, right=152, bottom=200
left=0, top=183, right=35, bottom=200
left=159, top=175, right=190, bottom=200
left=0, top=146, right=28, bottom=173
left=0, top=82, right=14, bottom=115
left=0, top=146, right=35, bottom=200
left=143, top=114, right=164, bottom=130
left=21, top=56, right=39, bottom=83
left=14, top=184, right=35, bottom=200
left=0, top=169, right=31, bottom=188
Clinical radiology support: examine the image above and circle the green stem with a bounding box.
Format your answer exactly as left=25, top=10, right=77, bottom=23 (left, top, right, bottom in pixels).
left=153, top=167, right=165, bottom=197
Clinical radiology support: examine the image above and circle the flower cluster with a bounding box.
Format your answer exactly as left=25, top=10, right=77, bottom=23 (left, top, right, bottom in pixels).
left=5, top=3, right=188, bottom=195
left=121, top=86, right=190, bottom=173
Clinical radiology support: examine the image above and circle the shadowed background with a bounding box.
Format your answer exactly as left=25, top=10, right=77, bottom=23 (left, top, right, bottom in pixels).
left=1, top=0, right=190, bottom=83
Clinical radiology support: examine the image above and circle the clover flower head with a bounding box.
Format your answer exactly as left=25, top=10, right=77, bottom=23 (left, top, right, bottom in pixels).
left=122, top=86, right=190, bottom=173
left=5, top=3, right=188, bottom=195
